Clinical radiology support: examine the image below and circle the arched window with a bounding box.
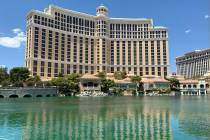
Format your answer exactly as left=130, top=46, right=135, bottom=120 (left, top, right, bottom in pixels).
left=200, top=84, right=204, bottom=88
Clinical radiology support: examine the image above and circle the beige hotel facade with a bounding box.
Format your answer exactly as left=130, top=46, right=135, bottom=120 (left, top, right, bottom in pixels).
left=176, top=49, right=210, bottom=79
left=25, top=5, right=169, bottom=80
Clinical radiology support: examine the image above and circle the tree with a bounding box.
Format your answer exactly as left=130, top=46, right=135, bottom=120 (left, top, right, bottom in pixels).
left=0, top=67, right=9, bottom=83
left=58, top=72, right=64, bottom=77
left=96, top=72, right=114, bottom=93
left=130, top=75, right=144, bottom=94
left=0, top=67, right=10, bottom=87
left=51, top=77, right=70, bottom=94
left=130, top=75, right=141, bottom=83
left=67, top=73, right=80, bottom=94
left=25, top=75, right=42, bottom=87
left=114, top=71, right=127, bottom=80
left=96, top=71, right=106, bottom=79
left=66, top=73, right=80, bottom=83
left=10, top=67, right=30, bottom=86
left=112, top=88, right=123, bottom=96
left=101, top=79, right=115, bottom=93
left=166, top=78, right=180, bottom=91
left=51, top=73, right=80, bottom=95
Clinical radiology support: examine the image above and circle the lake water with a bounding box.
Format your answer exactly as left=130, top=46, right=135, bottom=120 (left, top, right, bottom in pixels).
left=0, top=96, right=210, bottom=140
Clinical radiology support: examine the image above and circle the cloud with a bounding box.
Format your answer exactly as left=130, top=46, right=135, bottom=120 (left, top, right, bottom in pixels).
left=204, top=15, right=209, bottom=19
left=185, top=29, right=191, bottom=34
left=0, top=65, right=6, bottom=68
left=0, top=28, right=26, bottom=48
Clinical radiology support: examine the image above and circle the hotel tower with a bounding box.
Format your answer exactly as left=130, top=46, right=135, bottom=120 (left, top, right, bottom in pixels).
left=25, top=5, right=169, bottom=80
left=176, top=49, right=210, bottom=79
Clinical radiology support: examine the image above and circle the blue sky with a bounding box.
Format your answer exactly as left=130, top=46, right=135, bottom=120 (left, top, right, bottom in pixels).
left=0, top=0, right=209, bottom=72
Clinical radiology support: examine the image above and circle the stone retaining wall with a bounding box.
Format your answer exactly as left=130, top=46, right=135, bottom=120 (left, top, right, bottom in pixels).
left=0, top=88, right=58, bottom=98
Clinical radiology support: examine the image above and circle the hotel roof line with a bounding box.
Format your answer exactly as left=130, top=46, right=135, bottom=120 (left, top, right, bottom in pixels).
left=176, top=48, right=210, bottom=59
left=27, top=4, right=168, bottom=30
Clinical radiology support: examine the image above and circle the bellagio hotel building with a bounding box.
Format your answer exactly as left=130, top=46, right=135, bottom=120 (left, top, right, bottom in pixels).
left=25, top=5, right=169, bottom=80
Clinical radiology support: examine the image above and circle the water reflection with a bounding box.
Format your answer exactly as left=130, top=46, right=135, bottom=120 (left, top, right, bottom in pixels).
left=17, top=97, right=173, bottom=140
left=0, top=97, right=209, bottom=140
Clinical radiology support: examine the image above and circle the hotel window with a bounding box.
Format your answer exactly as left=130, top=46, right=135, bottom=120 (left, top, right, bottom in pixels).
left=33, top=60, right=37, bottom=76
left=139, top=41, right=142, bottom=65
left=128, top=41, right=131, bottom=65
left=117, top=67, right=120, bottom=71
left=91, top=39, right=94, bottom=64
left=48, top=62, right=51, bottom=77
left=61, top=64, right=64, bottom=75
left=139, top=67, right=143, bottom=76
left=79, top=65, right=83, bottom=74
left=40, top=61, right=45, bottom=76
left=117, top=41, right=120, bottom=65
left=79, top=37, right=83, bottom=63
left=122, top=41, right=126, bottom=65
left=157, top=40, right=161, bottom=65
left=162, top=31, right=167, bottom=38
left=145, top=41, right=149, bottom=65
left=103, top=66, right=106, bottom=71
left=61, top=34, right=65, bottom=61
left=151, top=41, right=155, bottom=65
left=54, top=63, right=58, bottom=77
left=133, top=41, right=137, bottom=65
left=164, top=67, right=167, bottom=77
left=41, top=29, right=46, bottom=59
left=152, top=67, right=155, bottom=75
left=91, top=66, right=94, bottom=74
left=163, top=40, right=167, bottom=65
left=85, top=66, right=88, bottom=73
left=134, top=67, right=137, bottom=75
left=67, top=35, right=71, bottom=62
left=128, top=67, right=131, bottom=72
left=85, top=38, right=89, bottom=64
left=111, top=41, right=114, bottom=65
left=111, top=67, right=114, bottom=73
left=150, top=31, right=154, bottom=38
left=34, top=15, right=40, bottom=24
left=158, top=67, right=161, bottom=76
left=34, top=27, right=39, bottom=58
left=54, top=32, right=59, bottom=61
left=67, top=64, right=70, bottom=74
left=48, top=30, right=53, bottom=60
left=73, top=65, right=77, bottom=73
left=156, top=31, right=160, bottom=38
left=146, top=67, right=149, bottom=75
left=73, top=36, right=77, bottom=63
left=97, top=39, right=100, bottom=64
left=102, top=39, right=106, bottom=64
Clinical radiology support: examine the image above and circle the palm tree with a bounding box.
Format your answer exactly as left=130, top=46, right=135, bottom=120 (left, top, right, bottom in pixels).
left=130, top=75, right=143, bottom=95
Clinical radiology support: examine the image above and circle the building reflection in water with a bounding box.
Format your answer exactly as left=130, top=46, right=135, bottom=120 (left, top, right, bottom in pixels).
left=21, top=99, right=173, bottom=140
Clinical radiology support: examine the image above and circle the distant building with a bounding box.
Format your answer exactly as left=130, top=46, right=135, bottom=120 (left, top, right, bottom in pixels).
left=141, top=75, right=170, bottom=92
left=176, top=49, right=210, bottom=79
left=203, top=71, right=210, bottom=94
left=169, top=74, right=207, bottom=95
left=25, top=5, right=169, bottom=81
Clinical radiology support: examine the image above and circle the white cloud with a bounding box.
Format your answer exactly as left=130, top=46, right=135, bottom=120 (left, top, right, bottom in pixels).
left=204, top=15, right=209, bottom=19
left=0, top=65, right=6, bottom=68
left=0, top=28, right=26, bottom=48
left=185, top=29, right=191, bottom=34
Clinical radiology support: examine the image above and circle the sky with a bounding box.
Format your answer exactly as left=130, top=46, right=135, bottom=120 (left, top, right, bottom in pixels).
left=0, top=0, right=209, bottom=72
